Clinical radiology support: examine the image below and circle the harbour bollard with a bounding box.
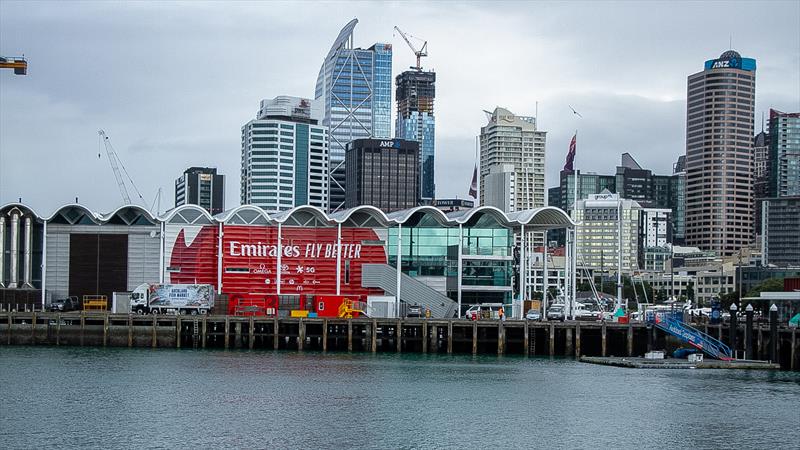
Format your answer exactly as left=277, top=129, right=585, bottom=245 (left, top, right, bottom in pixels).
left=745, top=304, right=753, bottom=360
left=769, top=304, right=778, bottom=363
left=729, top=303, right=738, bottom=358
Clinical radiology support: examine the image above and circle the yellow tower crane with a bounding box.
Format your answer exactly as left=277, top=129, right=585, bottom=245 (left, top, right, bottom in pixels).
left=0, top=56, right=27, bottom=75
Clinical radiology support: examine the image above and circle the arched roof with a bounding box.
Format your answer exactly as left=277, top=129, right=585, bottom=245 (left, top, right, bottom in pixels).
left=0, top=202, right=575, bottom=230
left=506, top=207, right=576, bottom=229
left=159, top=204, right=214, bottom=225
left=446, top=205, right=512, bottom=227
left=271, top=205, right=332, bottom=227
left=386, top=205, right=450, bottom=226
left=0, top=202, right=42, bottom=220
left=215, top=205, right=272, bottom=225
left=99, top=204, right=158, bottom=225
left=46, top=203, right=102, bottom=224
left=328, top=205, right=391, bottom=227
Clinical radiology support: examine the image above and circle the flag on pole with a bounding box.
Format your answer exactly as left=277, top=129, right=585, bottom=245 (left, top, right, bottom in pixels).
left=564, top=133, right=577, bottom=172
left=468, top=165, right=478, bottom=198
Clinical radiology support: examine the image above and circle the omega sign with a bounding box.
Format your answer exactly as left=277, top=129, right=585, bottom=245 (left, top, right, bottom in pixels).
left=229, top=241, right=362, bottom=259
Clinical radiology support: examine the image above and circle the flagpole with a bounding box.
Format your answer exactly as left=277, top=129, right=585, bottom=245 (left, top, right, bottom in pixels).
left=571, top=130, right=578, bottom=320
left=475, top=136, right=480, bottom=205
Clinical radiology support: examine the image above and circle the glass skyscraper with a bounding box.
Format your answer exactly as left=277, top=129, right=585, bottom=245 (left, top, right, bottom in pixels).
left=396, top=70, right=436, bottom=201
left=768, top=108, right=800, bottom=198
left=315, top=19, right=392, bottom=212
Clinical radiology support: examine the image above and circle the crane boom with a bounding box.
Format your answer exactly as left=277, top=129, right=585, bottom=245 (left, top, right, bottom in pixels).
left=98, top=130, right=144, bottom=205
left=393, top=26, right=427, bottom=70
left=0, top=56, right=27, bottom=75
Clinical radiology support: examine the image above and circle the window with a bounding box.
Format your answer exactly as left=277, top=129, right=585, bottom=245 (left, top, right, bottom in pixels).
left=345, top=260, right=351, bottom=284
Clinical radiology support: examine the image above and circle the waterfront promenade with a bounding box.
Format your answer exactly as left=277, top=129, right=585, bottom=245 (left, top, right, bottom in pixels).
left=2, top=311, right=797, bottom=370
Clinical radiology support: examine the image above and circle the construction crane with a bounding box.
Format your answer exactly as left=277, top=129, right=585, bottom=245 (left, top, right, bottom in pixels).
left=393, top=26, right=427, bottom=70
left=0, top=55, right=27, bottom=75
left=98, top=130, right=145, bottom=206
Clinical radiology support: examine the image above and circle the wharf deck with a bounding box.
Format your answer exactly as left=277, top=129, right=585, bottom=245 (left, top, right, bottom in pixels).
left=0, top=312, right=797, bottom=371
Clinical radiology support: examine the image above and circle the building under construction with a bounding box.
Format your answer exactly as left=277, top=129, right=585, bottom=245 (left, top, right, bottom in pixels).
left=395, top=70, right=436, bottom=201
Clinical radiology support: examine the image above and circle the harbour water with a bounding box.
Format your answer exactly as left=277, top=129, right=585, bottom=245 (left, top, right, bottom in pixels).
left=1, top=347, right=798, bottom=449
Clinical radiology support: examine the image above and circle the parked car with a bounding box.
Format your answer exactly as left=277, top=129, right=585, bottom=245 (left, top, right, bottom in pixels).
left=546, top=305, right=565, bottom=321
left=405, top=304, right=422, bottom=318
left=525, top=309, right=541, bottom=321
left=49, top=296, right=80, bottom=312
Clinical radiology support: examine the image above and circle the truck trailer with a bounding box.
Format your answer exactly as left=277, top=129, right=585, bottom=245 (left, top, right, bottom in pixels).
left=130, top=283, right=215, bottom=315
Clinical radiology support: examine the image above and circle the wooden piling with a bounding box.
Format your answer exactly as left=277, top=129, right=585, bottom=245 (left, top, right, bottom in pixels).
left=565, top=327, right=573, bottom=356
left=324, top=319, right=329, bottom=352
left=176, top=317, right=181, bottom=349
left=298, top=319, right=305, bottom=351
left=601, top=322, right=607, bottom=357
left=224, top=317, right=230, bottom=349
left=31, top=312, right=36, bottom=345
left=758, top=325, right=763, bottom=360
left=549, top=323, right=555, bottom=356
left=396, top=321, right=402, bottom=353
left=370, top=320, right=376, bottom=353
left=791, top=328, right=796, bottom=371
left=102, top=314, right=108, bottom=347
left=575, top=322, right=581, bottom=357
left=249, top=317, right=255, bottom=350
left=447, top=321, right=453, bottom=354
left=497, top=322, right=504, bottom=355
left=431, top=324, right=438, bottom=353
left=347, top=320, right=353, bottom=352
left=56, top=313, right=62, bottom=346
left=627, top=323, right=633, bottom=356
left=80, top=312, right=86, bottom=347
left=202, top=317, right=208, bottom=349
left=127, top=315, right=132, bottom=348
left=6, top=313, right=11, bottom=345
left=234, top=321, right=242, bottom=349
left=422, top=321, right=428, bottom=353
left=523, top=322, right=529, bottom=357
left=151, top=315, right=157, bottom=348
left=472, top=322, right=478, bottom=355
left=273, top=318, right=279, bottom=350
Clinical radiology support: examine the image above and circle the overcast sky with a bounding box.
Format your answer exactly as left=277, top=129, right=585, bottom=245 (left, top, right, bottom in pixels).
left=1, top=0, right=798, bottom=215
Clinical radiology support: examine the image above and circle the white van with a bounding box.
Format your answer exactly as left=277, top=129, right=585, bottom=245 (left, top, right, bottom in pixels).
left=465, top=303, right=505, bottom=320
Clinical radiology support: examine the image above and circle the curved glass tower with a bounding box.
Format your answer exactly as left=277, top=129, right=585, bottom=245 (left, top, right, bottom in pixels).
left=315, top=19, right=392, bottom=212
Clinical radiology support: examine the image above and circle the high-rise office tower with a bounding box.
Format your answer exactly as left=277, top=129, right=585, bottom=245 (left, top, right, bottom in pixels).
left=175, top=167, right=225, bottom=215
left=479, top=107, right=546, bottom=212
left=315, top=19, right=392, bottom=212
left=767, top=108, right=800, bottom=197
left=240, top=96, right=329, bottom=213
left=396, top=70, right=436, bottom=201
left=753, top=130, right=770, bottom=235
left=685, top=50, right=756, bottom=256
left=345, top=138, right=420, bottom=212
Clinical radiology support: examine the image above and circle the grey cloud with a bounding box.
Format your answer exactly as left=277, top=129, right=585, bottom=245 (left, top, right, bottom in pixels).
left=1, top=1, right=798, bottom=213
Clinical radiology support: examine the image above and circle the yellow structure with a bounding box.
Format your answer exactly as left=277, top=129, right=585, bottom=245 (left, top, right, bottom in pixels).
left=82, top=295, right=107, bottom=311
left=338, top=298, right=365, bottom=319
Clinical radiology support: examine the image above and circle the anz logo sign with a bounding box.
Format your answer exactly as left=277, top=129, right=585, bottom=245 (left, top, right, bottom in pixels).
left=711, top=58, right=740, bottom=69
left=379, top=140, right=400, bottom=149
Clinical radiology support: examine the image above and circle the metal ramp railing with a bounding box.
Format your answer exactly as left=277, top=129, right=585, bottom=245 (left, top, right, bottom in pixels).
left=647, top=310, right=732, bottom=360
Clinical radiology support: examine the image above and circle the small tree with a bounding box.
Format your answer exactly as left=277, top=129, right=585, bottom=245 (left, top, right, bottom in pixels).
left=745, top=278, right=785, bottom=298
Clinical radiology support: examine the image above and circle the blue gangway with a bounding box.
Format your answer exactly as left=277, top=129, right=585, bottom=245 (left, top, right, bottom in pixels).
left=646, top=310, right=732, bottom=360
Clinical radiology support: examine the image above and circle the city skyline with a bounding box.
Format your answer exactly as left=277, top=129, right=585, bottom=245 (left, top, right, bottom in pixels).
left=1, top=1, right=798, bottom=213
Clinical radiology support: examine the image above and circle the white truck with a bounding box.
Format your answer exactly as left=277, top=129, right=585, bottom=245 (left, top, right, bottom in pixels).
left=130, top=283, right=215, bottom=315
